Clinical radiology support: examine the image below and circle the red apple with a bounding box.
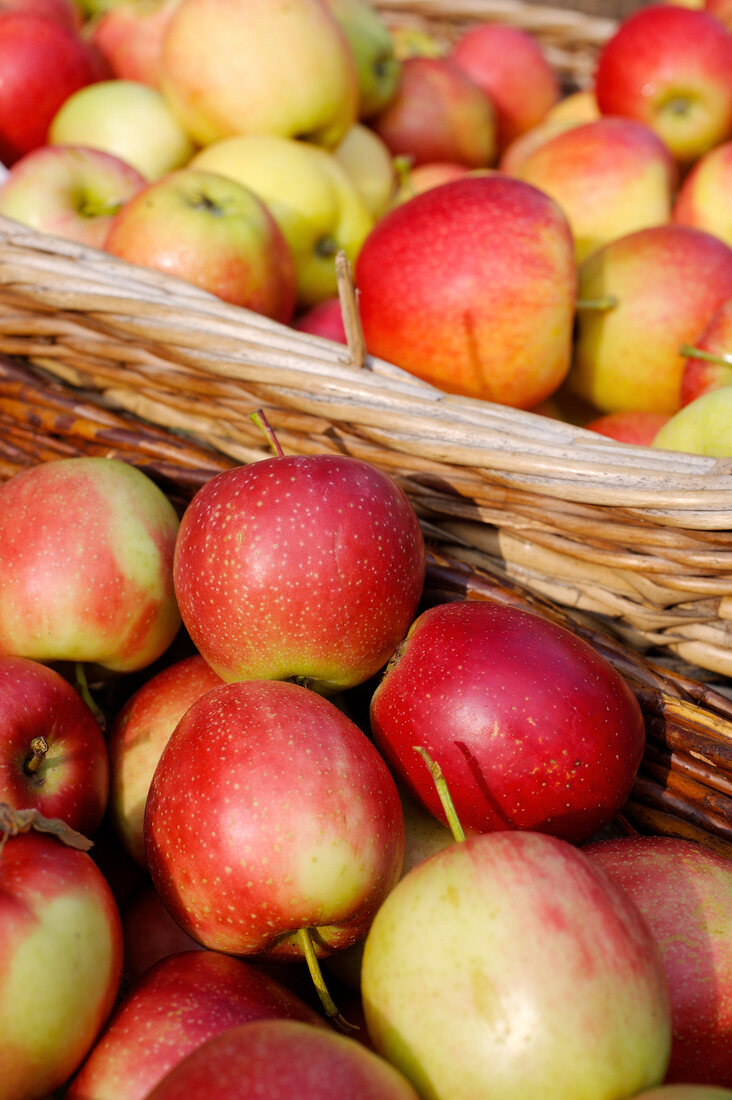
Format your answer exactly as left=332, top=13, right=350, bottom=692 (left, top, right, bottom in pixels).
left=104, top=168, right=297, bottom=322
left=679, top=296, right=732, bottom=404
left=293, top=296, right=348, bottom=345
left=108, top=653, right=223, bottom=865
left=673, top=139, right=732, bottom=248
left=0, top=11, right=99, bottom=166
left=594, top=4, right=732, bottom=164
left=584, top=410, right=673, bottom=445
left=584, top=836, right=732, bottom=1086
left=0, top=144, right=146, bottom=248
left=144, top=679, right=405, bottom=959
left=172, top=453, right=425, bottom=692
left=0, top=456, right=181, bottom=672
left=369, top=599, right=646, bottom=845
left=0, top=822, right=123, bottom=1099
left=0, top=0, right=81, bottom=30
left=450, top=22, right=560, bottom=152
left=122, top=883, right=205, bottom=982
left=355, top=174, right=577, bottom=408
left=66, top=950, right=327, bottom=1100
left=145, top=1018, right=421, bottom=1100
left=706, top=0, right=732, bottom=31
left=371, top=55, right=496, bottom=168
left=391, top=159, right=474, bottom=205
left=508, top=117, right=677, bottom=262
left=89, top=0, right=183, bottom=85
left=570, top=225, right=732, bottom=414
left=0, top=655, right=109, bottom=835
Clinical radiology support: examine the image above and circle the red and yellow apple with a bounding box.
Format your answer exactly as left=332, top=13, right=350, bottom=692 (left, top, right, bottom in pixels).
left=673, top=139, right=732, bottom=248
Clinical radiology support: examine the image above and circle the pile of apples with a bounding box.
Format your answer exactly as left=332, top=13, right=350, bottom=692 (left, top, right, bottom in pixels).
left=1, top=421, right=732, bottom=1099
left=3, top=0, right=732, bottom=454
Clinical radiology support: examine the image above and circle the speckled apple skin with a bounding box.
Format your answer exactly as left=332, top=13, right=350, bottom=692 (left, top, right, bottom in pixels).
left=172, top=454, right=425, bottom=693
left=370, top=599, right=645, bottom=844
left=361, top=832, right=671, bottom=1100
left=66, top=950, right=325, bottom=1100
left=144, top=678, right=405, bottom=957
left=0, top=457, right=181, bottom=672
left=584, top=835, right=732, bottom=1087
left=0, top=654, right=109, bottom=835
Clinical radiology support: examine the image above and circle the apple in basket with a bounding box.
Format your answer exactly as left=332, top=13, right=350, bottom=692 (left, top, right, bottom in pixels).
left=370, top=55, right=497, bottom=168
left=585, top=835, right=732, bottom=1087
left=584, top=410, right=672, bottom=446
left=104, top=168, right=297, bottom=322
left=144, top=1019, right=421, bottom=1100
left=673, top=140, right=732, bottom=250
left=172, top=447, right=425, bottom=691
left=569, top=224, right=732, bottom=415
left=355, top=173, right=577, bottom=408
left=88, top=0, right=184, bottom=85
left=652, top=385, right=732, bottom=456
left=0, top=0, right=82, bottom=31
left=0, top=456, right=181, bottom=673
left=158, top=0, right=358, bottom=148
left=507, top=117, right=677, bottom=263
left=0, top=144, right=146, bottom=248
left=66, top=950, right=326, bottom=1100
left=332, top=122, right=399, bottom=219
left=321, top=0, right=402, bottom=120
left=369, top=599, right=646, bottom=845
left=0, top=10, right=99, bottom=166
left=679, top=297, right=732, bottom=406
left=48, top=79, right=194, bottom=181
left=594, top=3, right=732, bottom=165
left=0, top=818, right=123, bottom=1100
left=360, top=831, right=672, bottom=1100
left=0, top=655, right=109, bottom=835
left=450, top=21, right=560, bottom=153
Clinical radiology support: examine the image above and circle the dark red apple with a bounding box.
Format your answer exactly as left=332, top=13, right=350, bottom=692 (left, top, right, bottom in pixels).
left=122, top=884, right=204, bottom=983
left=144, top=679, right=405, bottom=958
left=584, top=835, right=732, bottom=1086
left=145, top=1019, right=421, bottom=1100
left=0, top=655, right=109, bottom=834
left=369, top=599, right=646, bottom=844
left=584, top=411, right=672, bottom=445
left=173, top=453, right=425, bottom=693
left=66, top=950, right=327, bottom=1100
left=293, top=297, right=348, bottom=344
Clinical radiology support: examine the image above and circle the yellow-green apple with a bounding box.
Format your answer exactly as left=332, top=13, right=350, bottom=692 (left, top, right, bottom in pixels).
left=158, top=0, right=358, bottom=148
left=509, top=117, right=677, bottom=262
left=585, top=836, right=732, bottom=1086
left=673, top=139, right=732, bottom=247
left=144, top=679, right=405, bottom=959
left=545, top=88, right=600, bottom=124
left=293, top=297, right=348, bottom=345
left=369, top=599, right=645, bottom=844
left=450, top=21, right=560, bottom=152
left=652, top=384, right=732, bottom=454
left=190, top=134, right=373, bottom=308
left=173, top=452, right=424, bottom=691
left=0, top=144, right=146, bottom=247
left=0, top=456, right=181, bottom=672
left=594, top=3, right=732, bottom=165
left=104, top=168, right=297, bottom=321
left=122, top=884, right=204, bottom=981
left=0, top=11, right=100, bottom=165
left=88, top=0, right=183, bottom=85
left=66, top=950, right=326, bottom=1100
left=0, top=823, right=124, bottom=1100
left=145, top=1019, right=421, bottom=1100
left=321, top=0, right=401, bottom=119
left=679, top=296, right=732, bottom=403
left=49, top=79, right=194, bottom=181
left=355, top=174, right=577, bottom=408
left=388, top=21, right=444, bottom=60
left=584, top=410, right=672, bottom=445
left=0, top=0, right=81, bottom=30
left=570, top=225, right=732, bottom=414
left=0, top=655, right=109, bottom=834
left=108, top=653, right=222, bottom=866
left=333, top=122, right=398, bottom=219
left=361, top=831, right=672, bottom=1100
left=370, top=55, right=496, bottom=167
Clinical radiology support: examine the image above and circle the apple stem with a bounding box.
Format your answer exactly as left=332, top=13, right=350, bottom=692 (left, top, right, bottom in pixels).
left=575, top=296, right=618, bottom=312
left=74, top=663, right=106, bottom=731
left=413, top=746, right=466, bottom=843
left=249, top=408, right=285, bottom=457
left=296, top=927, right=357, bottom=1034
left=24, top=736, right=48, bottom=775
left=679, top=342, right=732, bottom=369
